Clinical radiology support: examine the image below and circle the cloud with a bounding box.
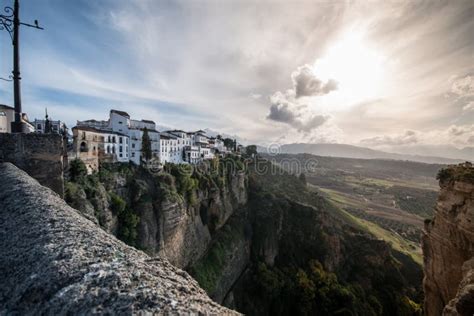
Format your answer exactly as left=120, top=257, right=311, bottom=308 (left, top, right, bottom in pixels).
left=267, top=91, right=329, bottom=132
left=360, top=130, right=419, bottom=146
left=291, top=65, right=338, bottom=98
left=360, top=125, right=474, bottom=148
left=449, top=125, right=474, bottom=136
left=463, top=101, right=474, bottom=111
left=265, top=63, right=335, bottom=133
left=451, top=75, right=474, bottom=97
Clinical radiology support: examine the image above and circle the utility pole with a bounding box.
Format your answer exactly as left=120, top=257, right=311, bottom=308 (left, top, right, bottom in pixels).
left=0, top=0, right=43, bottom=133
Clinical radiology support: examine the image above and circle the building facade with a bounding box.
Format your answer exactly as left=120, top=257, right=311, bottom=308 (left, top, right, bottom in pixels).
left=34, top=119, right=67, bottom=134
left=72, top=109, right=226, bottom=169
left=0, top=105, right=15, bottom=133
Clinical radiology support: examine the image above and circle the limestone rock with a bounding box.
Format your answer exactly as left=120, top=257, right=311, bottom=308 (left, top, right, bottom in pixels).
left=422, top=163, right=474, bottom=316
left=0, top=162, right=238, bottom=315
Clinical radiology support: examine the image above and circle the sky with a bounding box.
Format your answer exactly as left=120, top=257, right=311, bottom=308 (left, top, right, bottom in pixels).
left=0, top=0, right=473, bottom=151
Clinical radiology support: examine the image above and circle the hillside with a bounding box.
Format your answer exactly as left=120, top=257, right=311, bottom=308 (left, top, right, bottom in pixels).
left=267, top=153, right=443, bottom=264
left=257, top=143, right=465, bottom=164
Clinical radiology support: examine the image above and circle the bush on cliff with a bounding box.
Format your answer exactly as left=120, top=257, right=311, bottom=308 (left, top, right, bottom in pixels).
left=110, top=191, right=139, bottom=246
left=69, top=159, right=87, bottom=182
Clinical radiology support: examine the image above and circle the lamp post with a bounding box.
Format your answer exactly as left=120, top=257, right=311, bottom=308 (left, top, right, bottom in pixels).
left=0, top=0, right=43, bottom=133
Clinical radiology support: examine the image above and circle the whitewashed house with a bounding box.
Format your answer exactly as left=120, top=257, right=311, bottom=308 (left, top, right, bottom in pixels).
left=74, top=109, right=225, bottom=168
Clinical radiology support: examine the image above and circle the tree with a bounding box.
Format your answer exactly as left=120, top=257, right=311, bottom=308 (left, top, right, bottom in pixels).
left=223, top=138, right=234, bottom=150
left=141, top=127, right=152, bottom=163
left=69, top=158, right=87, bottom=181
left=246, top=145, right=258, bottom=157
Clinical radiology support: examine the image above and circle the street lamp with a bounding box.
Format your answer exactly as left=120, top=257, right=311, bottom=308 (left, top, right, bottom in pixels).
left=0, top=0, right=43, bottom=133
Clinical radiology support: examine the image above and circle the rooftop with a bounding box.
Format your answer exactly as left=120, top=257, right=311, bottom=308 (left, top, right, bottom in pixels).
left=0, top=104, right=14, bottom=110
left=72, top=126, right=128, bottom=137
left=141, top=119, right=156, bottom=124
left=110, top=109, right=130, bottom=118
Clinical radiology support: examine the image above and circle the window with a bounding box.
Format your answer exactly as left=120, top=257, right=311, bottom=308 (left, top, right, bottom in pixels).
left=119, top=137, right=123, bottom=144
left=120, top=154, right=122, bottom=157
left=120, top=146, right=123, bottom=152
left=79, top=142, right=87, bottom=152
left=37, top=124, right=42, bottom=130
left=132, top=152, right=135, bottom=157
left=132, top=143, right=135, bottom=148
left=118, top=121, right=123, bottom=124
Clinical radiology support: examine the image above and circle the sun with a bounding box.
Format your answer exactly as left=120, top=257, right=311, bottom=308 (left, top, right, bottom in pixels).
left=312, top=29, right=387, bottom=105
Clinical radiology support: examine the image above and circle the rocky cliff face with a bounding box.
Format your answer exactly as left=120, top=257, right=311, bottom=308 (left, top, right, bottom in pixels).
left=66, top=161, right=248, bottom=269
left=423, top=162, right=474, bottom=316
left=190, top=159, right=424, bottom=315
left=0, top=162, right=237, bottom=314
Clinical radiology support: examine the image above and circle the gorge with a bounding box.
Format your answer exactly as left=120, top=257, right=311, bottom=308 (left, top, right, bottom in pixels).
left=1, top=156, right=473, bottom=315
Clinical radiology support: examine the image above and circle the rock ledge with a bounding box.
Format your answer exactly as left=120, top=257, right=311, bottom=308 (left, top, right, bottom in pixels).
left=0, top=162, right=238, bottom=315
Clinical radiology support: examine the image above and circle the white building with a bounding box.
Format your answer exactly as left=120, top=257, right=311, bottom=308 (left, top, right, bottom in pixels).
left=0, top=105, right=34, bottom=133
left=33, top=110, right=67, bottom=134
left=77, top=109, right=159, bottom=165
left=0, top=104, right=14, bottom=133
left=74, top=109, right=224, bottom=167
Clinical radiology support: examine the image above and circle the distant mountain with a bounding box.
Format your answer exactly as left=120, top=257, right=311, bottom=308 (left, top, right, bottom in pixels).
left=381, top=145, right=473, bottom=162
left=257, top=143, right=465, bottom=164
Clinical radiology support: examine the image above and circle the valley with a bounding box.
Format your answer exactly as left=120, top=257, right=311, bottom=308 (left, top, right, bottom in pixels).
left=64, top=155, right=426, bottom=315
left=267, top=153, right=442, bottom=265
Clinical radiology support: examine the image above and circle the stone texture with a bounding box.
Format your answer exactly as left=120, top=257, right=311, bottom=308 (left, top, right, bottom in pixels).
left=134, top=170, right=248, bottom=269
left=0, top=162, right=238, bottom=315
left=0, top=133, right=65, bottom=196
left=422, top=163, right=474, bottom=316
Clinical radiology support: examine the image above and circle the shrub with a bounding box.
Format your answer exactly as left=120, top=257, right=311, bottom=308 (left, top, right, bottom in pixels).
left=69, top=159, right=87, bottom=182
left=109, top=192, right=126, bottom=214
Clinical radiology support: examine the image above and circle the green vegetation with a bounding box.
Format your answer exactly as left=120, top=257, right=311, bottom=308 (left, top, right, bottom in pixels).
left=69, top=158, right=87, bottom=182
left=65, top=162, right=140, bottom=246
left=387, top=186, right=437, bottom=218
left=189, top=219, right=245, bottom=293
left=223, top=138, right=235, bottom=150
left=246, top=145, right=258, bottom=156
left=437, top=162, right=474, bottom=184
left=141, top=127, right=152, bottom=162
left=225, top=157, right=424, bottom=315
left=251, top=260, right=393, bottom=316
left=111, top=192, right=139, bottom=246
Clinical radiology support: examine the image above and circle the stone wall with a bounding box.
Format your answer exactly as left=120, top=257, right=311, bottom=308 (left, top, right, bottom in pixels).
left=0, top=133, right=65, bottom=196
left=0, top=162, right=238, bottom=315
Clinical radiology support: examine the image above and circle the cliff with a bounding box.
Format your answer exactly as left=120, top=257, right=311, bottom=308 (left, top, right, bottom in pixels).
left=190, top=159, right=424, bottom=315
left=423, top=162, right=474, bottom=315
left=0, top=162, right=238, bottom=314
left=65, top=159, right=248, bottom=268
left=63, top=157, right=423, bottom=314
